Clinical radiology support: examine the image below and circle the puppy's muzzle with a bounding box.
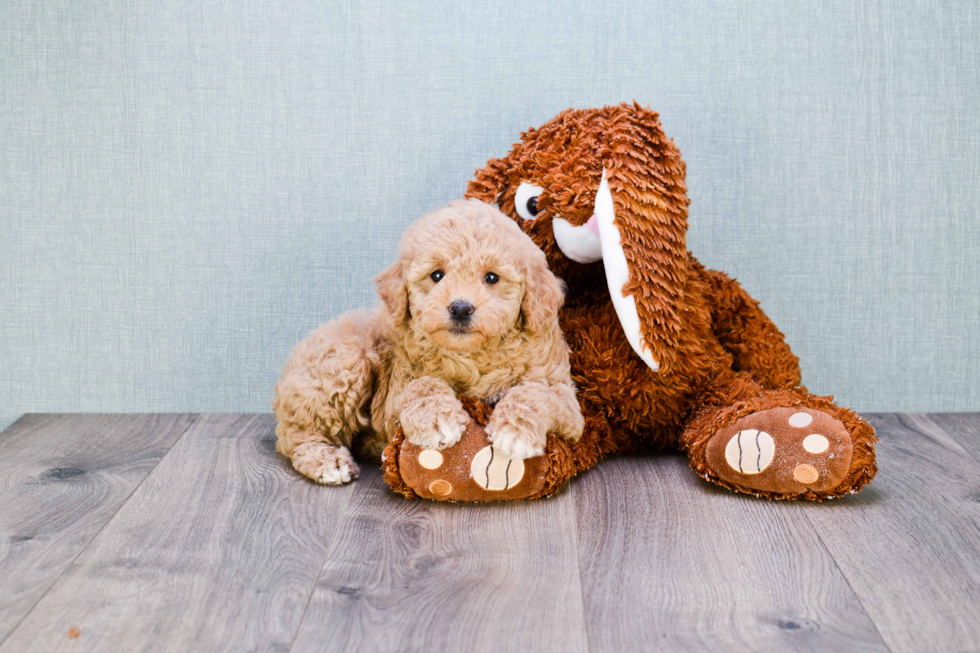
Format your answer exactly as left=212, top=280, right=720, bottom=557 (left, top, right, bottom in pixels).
left=448, top=300, right=475, bottom=326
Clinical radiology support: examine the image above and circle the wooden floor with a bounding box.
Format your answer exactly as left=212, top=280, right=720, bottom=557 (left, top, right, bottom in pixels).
left=0, top=414, right=978, bottom=652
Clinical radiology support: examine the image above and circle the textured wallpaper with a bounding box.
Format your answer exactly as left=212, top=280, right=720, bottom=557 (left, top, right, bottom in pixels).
left=1, top=0, right=978, bottom=431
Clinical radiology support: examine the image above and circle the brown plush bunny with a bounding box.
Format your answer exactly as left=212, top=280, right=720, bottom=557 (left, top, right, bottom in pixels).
left=385, top=103, right=876, bottom=501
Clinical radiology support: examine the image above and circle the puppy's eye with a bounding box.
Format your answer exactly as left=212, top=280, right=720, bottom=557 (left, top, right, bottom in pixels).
left=484, top=272, right=500, bottom=285
left=514, top=182, right=544, bottom=221
left=430, top=270, right=445, bottom=283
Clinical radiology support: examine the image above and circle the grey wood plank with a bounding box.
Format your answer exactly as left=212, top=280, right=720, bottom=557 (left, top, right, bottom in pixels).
left=801, top=413, right=980, bottom=653
left=926, top=413, right=980, bottom=465
left=0, top=414, right=354, bottom=653
left=575, top=454, right=890, bottom=653
left=0, top=414, right=197, bottom=646
left=291, top=466, right=589, bottom=653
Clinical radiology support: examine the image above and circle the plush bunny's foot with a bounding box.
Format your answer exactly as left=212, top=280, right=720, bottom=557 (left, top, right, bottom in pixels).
left=390, top=416, right=551, bottom=502
left=702, top=407, right=855, bottom=497
left=382, top=396, right=581, bottom=502
left=682, top=375, right=877, bottom=500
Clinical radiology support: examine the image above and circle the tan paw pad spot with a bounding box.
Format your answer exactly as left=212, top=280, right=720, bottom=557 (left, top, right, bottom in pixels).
left=788, top=412, right=813, bottom=428
left=471, top=446, right=525, bottom=490
left=418, top=449, right=444, bottom=469
left=794, top=464, right=819, bottom=484
left=724, top=430, right=775, bottom=474
left=428, top=479, right=453, bottom=496
left=802, top=434, right=829, bottom=454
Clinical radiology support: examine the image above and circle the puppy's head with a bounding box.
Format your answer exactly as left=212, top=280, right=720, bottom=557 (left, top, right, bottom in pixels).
left=375, top=199, right=563, bottom=352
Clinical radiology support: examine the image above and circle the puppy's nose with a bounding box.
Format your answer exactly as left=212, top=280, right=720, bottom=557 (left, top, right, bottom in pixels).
left=448, top=300, right=475, bottom=321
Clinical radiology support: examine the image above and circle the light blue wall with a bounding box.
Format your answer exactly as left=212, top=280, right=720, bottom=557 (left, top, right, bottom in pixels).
left=2, top=0, right=978, bottom=431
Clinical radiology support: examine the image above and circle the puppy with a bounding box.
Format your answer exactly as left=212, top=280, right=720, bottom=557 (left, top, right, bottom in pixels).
left=273, top=199, right=584, bottom=485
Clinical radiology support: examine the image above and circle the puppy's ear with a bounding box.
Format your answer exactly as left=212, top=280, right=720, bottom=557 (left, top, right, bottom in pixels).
left=466, top=156, right=509, bottom=206
left=375, top=262, right=409, bottom=325
left=520, top=249, right=565, bottom=335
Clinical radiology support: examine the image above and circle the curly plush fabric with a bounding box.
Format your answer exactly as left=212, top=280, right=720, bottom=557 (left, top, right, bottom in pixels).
left=458, top=103, right=877, bottom=501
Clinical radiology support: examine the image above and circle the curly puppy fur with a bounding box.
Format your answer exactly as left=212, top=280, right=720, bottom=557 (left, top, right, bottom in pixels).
left=273, top=199, right=584, bottom=485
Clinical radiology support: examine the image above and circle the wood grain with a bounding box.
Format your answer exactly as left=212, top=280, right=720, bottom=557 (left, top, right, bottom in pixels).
left=4, top=413, right=979, bottom=652
left=574, top=454, right=890, bottom=653
left=927, top=412, right=980, bottom=465
left=0, top=414, right=354, bottom=653
left=291, top=466, right=589, bottom=653
left=0, top=414, right=197, bottom=646
left=801, top=413, right=980, bottom=653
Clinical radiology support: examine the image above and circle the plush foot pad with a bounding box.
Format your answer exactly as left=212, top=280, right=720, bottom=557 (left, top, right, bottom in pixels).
left=704, top=407, right=853, bottom=496
left=396, top=417, right=549, bottom=502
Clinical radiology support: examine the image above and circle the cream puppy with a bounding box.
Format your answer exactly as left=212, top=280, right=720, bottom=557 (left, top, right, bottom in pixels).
left=273, top=199, right=584, bottom=485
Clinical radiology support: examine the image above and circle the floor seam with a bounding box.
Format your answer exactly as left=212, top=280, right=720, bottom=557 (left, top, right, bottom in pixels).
left=0, top=413, right=201, bottom=652
left=287, top=479, right=357, bottom=653
left=917, top=413, right=980, bottom=468
left=796, top=502, right=895, bottom=653
left=569, top=480, right=595, bottom=653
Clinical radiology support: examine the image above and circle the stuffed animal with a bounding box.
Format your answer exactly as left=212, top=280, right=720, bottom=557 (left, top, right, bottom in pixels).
left=384, top=102, right=877, bottom=501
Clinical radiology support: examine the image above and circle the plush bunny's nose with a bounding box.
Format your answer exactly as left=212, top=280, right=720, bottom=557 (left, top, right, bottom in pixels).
left=448, top=300, right=475, bottom=321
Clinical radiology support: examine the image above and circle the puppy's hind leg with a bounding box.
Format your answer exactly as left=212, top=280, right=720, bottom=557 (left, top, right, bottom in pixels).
left=273, top=308, right=383, bottom=485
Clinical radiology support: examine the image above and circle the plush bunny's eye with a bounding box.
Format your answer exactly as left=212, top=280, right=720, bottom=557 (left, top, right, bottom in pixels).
left=514, top=182, right=544, bottom=221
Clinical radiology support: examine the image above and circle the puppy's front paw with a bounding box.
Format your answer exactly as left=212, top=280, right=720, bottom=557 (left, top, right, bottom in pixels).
left=486, top=411, right=547, bottom=460
left=290, top=442, right=360, bottom=485
left=399, top=393, right=470, bottom=450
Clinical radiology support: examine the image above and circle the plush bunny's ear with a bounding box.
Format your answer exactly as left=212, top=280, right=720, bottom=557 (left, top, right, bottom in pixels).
left=375, top=261, right=409, bottom=326
left=599, top=104, right=690, bottom=372
left=465, top=156, right=510, bottom=206
left=520, top=246, right=566, bottom=335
